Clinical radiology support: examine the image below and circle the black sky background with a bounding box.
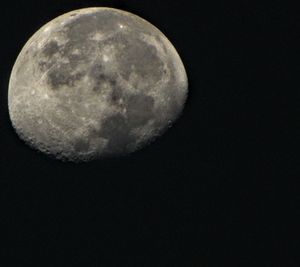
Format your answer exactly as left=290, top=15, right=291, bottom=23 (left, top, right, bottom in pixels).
left=0, top=0, right=299, bottom=266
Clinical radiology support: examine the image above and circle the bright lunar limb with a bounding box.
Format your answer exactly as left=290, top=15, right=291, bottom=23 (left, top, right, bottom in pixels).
left=8, top=7, right=188, bottom=161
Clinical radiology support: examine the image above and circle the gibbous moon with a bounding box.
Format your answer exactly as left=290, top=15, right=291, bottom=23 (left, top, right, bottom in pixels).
left=8, top=7, right=188, bottom=161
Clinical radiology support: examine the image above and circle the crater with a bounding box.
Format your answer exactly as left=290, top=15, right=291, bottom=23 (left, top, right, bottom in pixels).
left=64, top=14, right=98, bottom=42
left=73, top=138, right=90, bottom=152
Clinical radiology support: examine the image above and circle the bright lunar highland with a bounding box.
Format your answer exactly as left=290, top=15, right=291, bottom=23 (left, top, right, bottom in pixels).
left=8, top=7, right=188, bottom=161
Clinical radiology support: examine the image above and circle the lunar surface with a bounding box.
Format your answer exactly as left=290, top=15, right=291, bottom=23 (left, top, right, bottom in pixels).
left=8, top=7, right=188, bottom=161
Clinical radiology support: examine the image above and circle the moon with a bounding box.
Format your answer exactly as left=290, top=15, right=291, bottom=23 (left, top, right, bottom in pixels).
left=8, top=7, right=188, bottom=161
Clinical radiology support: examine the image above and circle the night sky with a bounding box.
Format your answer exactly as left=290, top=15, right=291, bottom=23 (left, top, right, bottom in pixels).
left=0, top=0, right=299, bottom=266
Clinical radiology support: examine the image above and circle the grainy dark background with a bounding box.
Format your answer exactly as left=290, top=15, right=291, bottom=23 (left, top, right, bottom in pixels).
left=0, top=0, right=299, bottom=266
